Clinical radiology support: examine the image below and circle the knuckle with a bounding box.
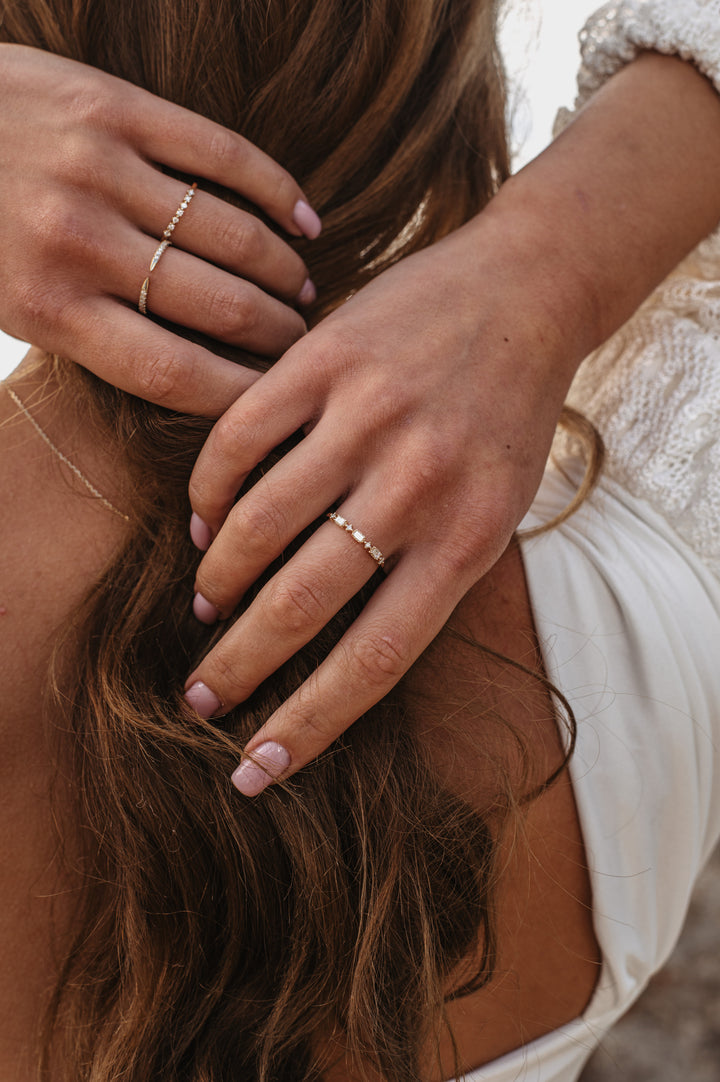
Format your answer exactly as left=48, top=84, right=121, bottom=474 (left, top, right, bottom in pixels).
left=90, top=92, right=126, bottom=134
left=417, top=430, right=458, bottom=477
left=205, top=286, right=256, bottom=339
left=434, top=504, right=512, bottom=578
left=207, top=128, right=239, bottom=171
left=211, top=213, right=243, bottom=261
left=232, top=499, right=287, bottom=554
left=296, top=709, right=337, bottom=746
left=350, top=628, right=410, bottom=689
left=205, top=648, right=253, bottom=701
left=10, top=275, right=65, bottom=339
left=133, top=347, right=186, bottom=405
left=212, top=407, right=256, bottom=461
left=434, top=535, right=485, bottom=579
left=264, top=576, right=327, bottom=636
left=308, top=325, right=365, bottom=387
left=231, top=217, right=264, bottom=266
left=393, top=438, right=454, bottom=506
left=53, top=130, right=106, bottom=191
left=263, top=167, right=296, bottom=211
left=288, top=682, right=339, bottom=745
left=31, top=192, right=93, bottom=259
left=67, top=80, right=119, bottom=130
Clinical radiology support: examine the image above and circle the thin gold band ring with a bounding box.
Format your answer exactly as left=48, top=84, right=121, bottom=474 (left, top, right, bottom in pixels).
left=138, top=182, right=198, bottom=315
left=327, top=511, right=386, bottom=569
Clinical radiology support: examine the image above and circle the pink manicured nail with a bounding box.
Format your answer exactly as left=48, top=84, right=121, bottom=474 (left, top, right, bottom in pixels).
left=296, top=277, right=317, bottom=306
left=184, top=681, right=222, bottom=719
left=190, top=512, right=212, bottom=551
left=193, top=592, right=219, bottom=625
left=292, top=200, right=322, bottom=240
left=231, top=741, right=291, bottom=797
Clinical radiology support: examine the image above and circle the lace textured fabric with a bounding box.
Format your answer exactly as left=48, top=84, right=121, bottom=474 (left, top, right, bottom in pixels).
left=575, top=0, right=720, bottom=109
left=553, top=0, right=720, bottom=581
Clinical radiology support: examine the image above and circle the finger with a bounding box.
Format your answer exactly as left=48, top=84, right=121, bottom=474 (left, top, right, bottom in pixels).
left=231, top=553, right=457, bottom=797
left=188, top=350, right=331, bottom=532
left=126, top=87, right=322, bottom=238
left=125, top=172, right=312, bottom=302
left=192, top=433, right=355, bottom=615
left=57, top=296, right=260, bottom=415
left=184, top=509, right=392, bottom=711
left=121, top=235, right=307, bottom=357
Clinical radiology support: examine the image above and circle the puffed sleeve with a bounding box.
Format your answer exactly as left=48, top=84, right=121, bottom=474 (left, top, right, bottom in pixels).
left=549, top=2, right=720, bottom=582
left=554, top=1, right=720, bottom=132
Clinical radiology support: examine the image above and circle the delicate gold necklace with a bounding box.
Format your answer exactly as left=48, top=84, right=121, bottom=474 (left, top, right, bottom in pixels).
left=6, top=386, right=130, bottom=522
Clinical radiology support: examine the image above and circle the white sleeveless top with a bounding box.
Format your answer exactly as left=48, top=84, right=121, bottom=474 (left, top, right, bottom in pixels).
left=462, top=3, right=720, bottom=1078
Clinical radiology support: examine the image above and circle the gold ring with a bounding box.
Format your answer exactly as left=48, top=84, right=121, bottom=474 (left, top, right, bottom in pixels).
left=161, top=182, right=198, bottom=242
left=327, top=511, right=386, bottom=568
left=138, top=182, right=198, bottom=315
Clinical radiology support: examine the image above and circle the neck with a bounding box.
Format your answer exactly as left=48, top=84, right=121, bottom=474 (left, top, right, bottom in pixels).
left=0, top=350, right=129, bottom=1080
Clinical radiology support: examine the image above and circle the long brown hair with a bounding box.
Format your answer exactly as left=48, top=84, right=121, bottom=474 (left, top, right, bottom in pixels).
left=0, top=3, right=576, bottom=1080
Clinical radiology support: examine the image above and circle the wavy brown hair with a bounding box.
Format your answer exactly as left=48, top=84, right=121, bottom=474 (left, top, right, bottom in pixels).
left=1, top=2, right=590, bottom=1080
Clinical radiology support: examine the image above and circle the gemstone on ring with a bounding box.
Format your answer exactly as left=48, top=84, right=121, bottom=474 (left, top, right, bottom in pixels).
left=327, top=511, right=385, bottom=569
left=162, top=183, right=198, bottom=241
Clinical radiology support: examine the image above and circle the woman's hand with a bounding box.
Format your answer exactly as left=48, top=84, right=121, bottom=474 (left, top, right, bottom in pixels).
left=183, top=51, right=720, bottom=796
left=183, top=204, right=586, bottom=794
left=0, top=44, right=320, bottom=415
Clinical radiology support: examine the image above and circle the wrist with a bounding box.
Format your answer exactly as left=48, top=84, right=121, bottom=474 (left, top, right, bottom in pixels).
left=453, top=187, right=599, bottom=406
left=458, top=51, right=720, bottom=404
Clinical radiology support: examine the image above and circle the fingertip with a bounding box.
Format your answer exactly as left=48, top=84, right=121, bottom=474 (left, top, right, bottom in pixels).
left=190, top=512, right=212, bottom=551
left=184, top=680, right=222, bottom=719
left=231, top=741, right=292, bottom=796
left=296, top=277, right=317, bottom=307
left=292, top=200, right=322, bottom=240
left=193, top=592, right=220, bottom=624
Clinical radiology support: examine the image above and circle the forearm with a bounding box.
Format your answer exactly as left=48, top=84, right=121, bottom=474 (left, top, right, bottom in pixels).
left=468, top=51, right=720, bottom=390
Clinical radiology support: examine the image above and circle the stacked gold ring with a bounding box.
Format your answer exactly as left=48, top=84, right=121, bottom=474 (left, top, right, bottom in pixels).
left=138, top=182, right=198, bottom=315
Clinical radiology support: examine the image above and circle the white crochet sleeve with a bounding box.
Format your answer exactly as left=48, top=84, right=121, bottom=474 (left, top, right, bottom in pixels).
left=555, top=0, right=720, bottom=130
left=550, top=1, right=720, bottom=580
left=563, top=238, right=720, bottom=579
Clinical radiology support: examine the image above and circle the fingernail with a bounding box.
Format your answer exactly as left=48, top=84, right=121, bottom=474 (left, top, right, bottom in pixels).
left=190, top=512, right=212, bottom=551
left=231, top=741, right=291, bottom=797
left=296, top=277, right=317, bottom=306
left=184, top=681, right=222, bottom=719
left=193, top=592, right=219, bottom=625
left=292, top=199, right=322, bottom=240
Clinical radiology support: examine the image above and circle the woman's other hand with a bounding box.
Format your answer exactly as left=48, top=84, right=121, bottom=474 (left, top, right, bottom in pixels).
left=184, top=51, right=720, bottom=795
left=184, top=206, right=583, bottom=794
left=0, top=44, right=320, bottom=416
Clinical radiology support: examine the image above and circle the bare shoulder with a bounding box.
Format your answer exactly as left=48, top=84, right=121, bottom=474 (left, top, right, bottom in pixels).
left=412, top=540, right=602, bottom=1077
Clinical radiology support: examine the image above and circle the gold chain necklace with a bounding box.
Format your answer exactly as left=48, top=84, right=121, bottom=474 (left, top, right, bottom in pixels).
left=6, top=386, right=130, bottom=522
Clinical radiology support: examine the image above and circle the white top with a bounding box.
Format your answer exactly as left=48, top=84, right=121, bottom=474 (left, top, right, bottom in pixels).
left=462, top=2, right=720, bottom=1079
left=467, top=471, right=720, bottom=1082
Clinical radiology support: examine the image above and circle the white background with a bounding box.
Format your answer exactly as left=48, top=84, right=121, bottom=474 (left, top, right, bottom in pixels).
left=0, top=0, right=602, bottom=381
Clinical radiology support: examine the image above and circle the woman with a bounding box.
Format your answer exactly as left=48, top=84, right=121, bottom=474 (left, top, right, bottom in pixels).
left=3, top=1, right=720, bottom=786
left=185, top=0, right=720, bottom=784
left=2, top=4, right=720, bottom=1082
